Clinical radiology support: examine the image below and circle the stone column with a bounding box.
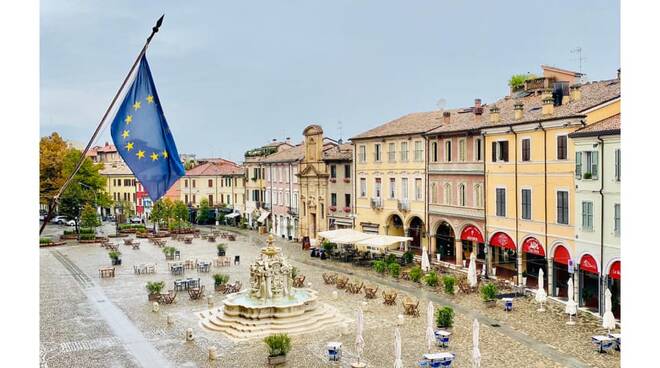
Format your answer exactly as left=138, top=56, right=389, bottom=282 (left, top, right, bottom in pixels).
left=486, top=246, right=493, bottom=276
left=574, top=272, right=581, bottom=306
left=429, top=234, right=436, bottom=259
left=517, top=254, right=523, bottom=286
left=455, top=239, right=463, bottom=267
left=547, top=258, right=554, bottom=296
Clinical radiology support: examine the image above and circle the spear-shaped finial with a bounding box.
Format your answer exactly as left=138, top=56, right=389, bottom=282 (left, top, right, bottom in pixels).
left=147, top=14, right=165, bottom=44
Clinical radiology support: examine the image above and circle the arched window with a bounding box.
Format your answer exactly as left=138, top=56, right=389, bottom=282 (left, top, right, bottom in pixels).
left=474, top=184, right=483, bottom=208
left=458, top=184, right=466, bottom=206
left=444, top=183, right=452, bottom=205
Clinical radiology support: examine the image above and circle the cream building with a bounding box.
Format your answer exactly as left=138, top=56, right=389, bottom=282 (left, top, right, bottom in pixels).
left=100, top=162, right=136, bottom=217
left=181, top=160, right=246, bottom=214
left=325, top=143, right=354, bottom=230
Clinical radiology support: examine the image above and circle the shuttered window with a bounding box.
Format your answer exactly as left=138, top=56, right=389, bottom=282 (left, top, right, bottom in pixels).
left=522, top=139, right=531, bottom=161
left=557, top=135, right=567, bottom=160
left=496, top=188, right=506, bottom=217
left=557, top=191, right=569, bottom=224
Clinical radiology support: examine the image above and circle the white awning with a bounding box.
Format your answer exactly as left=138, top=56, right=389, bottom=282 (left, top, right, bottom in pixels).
left=318, top=229, right=376, bottom=244
left=355, top=235, right=413, bottom=253
left=257, top=211, right=270, bottom=223
left=225, top=212, right=240, bottom=219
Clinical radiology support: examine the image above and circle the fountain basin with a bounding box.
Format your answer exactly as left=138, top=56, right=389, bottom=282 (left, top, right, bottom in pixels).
left=222, top=288, right=319, bottom=319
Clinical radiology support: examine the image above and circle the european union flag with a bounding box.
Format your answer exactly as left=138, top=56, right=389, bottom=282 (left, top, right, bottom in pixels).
left=110, top=55, right=185, bottom=201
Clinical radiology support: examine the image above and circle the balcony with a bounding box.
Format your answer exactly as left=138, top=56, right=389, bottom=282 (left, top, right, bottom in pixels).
left=370, top=197, right=383, bottom=210
left=262, top=203, right=271, bottom=210
left=287, top=207, right=298, bottom=216
left=397, top=199, right=410, bottom=212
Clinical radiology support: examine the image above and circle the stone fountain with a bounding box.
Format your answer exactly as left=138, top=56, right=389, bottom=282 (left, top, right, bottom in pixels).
left=199, top=235, right=343, bottom=340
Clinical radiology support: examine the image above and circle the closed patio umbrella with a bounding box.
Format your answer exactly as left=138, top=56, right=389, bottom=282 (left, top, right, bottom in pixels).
left=468, top=252, right=478, bottom=287
left=426, top=301, right=435, bottom=352
left=565, top=277, right=578, bottom=325
left=394, top=327, right=403, bottom=368
left=355, top=307, right=365, bottom=365
left=535, top=268, right=547, bottom=311
left=602, top=288, right=616, bottom=333
left=472, top=318, right=481, bottom=368
left=421, top=246, right=430, bottom=272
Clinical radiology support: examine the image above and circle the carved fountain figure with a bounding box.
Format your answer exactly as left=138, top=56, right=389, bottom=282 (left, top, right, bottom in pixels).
left=249, top=236, right=295, bottom=300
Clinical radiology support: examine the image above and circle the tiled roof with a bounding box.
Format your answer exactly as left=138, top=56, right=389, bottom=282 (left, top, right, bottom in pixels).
left=569, top=114, right=621, bottom=138
left=100, top=163, right=133, bottom=176
left=351, top=111, right=444, bottom=140
left=323, top=144, right=353, bottom=161
left=186, top=161, right=243, bottom=176
left=260, top=144, right=305, bottom=163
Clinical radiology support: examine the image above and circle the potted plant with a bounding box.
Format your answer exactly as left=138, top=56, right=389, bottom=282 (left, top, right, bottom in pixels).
left=442, top=275, right=456, bottom=295
left=329, top=205, right=337, bottom=212
left=343, top=206, right=351, bottom=213
left=146, top=281, right=165, bottom=301
left=388, top=262, right=401, bottom=278
left=480, top=283, right=499, bottom=307
left=163, top=246, right=176, bottom=260
left=583, top=172, right=592, bottom=180
left=212, top=273, right=230, bottom=291
left=403, top=251, right=414, bottom=265
left=372, top=260, right=386, bottom=274
left=409, top=265, right=423, bottom=283
left=264, top=333, right=291, bottom=365
left=216, top=243, right=227, bottom=256
left=384, top=253, right=397, bottom=265
left=424, top=271, right=439, bottom=288
left=435, top=306, right=455, bottom=328
left=109, top=250, right=122, bottom=266
left=343, top=177, right=350, bottom=183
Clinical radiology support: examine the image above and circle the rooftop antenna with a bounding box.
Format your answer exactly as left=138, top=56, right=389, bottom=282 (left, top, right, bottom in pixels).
left=436, top=98, right=446, bottom=113
left=570, top=47, right=587, bottom=77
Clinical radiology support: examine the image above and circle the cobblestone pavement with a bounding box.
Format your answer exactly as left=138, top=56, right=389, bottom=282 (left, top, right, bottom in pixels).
left=39, top=224, right=620, bottom=368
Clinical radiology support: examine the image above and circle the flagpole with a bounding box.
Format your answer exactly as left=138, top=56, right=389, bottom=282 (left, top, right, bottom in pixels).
left=40, top=15, right=165, bottom=235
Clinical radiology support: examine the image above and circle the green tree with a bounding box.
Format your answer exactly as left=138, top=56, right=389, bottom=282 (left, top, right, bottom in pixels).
left=39, top=133, right=68, bottom=204
left=197, top=198, right=213, bottom=225
left=80, top=203, right=101, bottom=228
left=150, top=198, right=174, bottom=226
left=508, top=73, right=537, bottom=89
left=173, top=200, right=189, bottom=222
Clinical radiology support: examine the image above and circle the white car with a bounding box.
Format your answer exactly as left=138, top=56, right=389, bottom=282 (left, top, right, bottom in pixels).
left=50, top=215, right=76, bottom=226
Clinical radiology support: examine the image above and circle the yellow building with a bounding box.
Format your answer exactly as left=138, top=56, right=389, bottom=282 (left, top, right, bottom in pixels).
left=100, top=162, right=136, bottom=217
left=181, top=160, right=246, bottom=214
left=351, top=114, right=442, bottom=254
left=482, top=68, right=620, bottom=300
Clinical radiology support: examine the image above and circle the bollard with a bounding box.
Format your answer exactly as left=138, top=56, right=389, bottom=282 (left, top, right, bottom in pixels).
left=185, top=328, right=194, bottom=341
left=207, top=295, right=213, bottom=308
left=208, top=346, right=218, bottom=360
left=152, top=302, right=159, bottom=313
left=166, top=314, right=173, bottom=325
left=332, top=291, right=338, bottom=300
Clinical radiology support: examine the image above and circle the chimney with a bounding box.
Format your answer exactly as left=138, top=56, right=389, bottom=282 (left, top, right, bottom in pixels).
left=570, top=84, right=582, bottom=102
left=474, top=98, right=483, bottom=115
left=514, top=102, right=524, bottom=120
left=272, top=138, right=277, bottom=142
left=542, top=94, right=554, bottom=116
left=443, top=111, right=451, bottom=125
left=285, top=137, right=291, bottom=144
left=489, top=106, right=500, bottom=123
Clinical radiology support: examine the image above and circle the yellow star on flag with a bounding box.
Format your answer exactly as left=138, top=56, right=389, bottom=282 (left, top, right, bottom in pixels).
left=124, top=115, right=132, bottom=124
left=122, top=130, right=130, bottom=139
left=146, top=95, right=154, bottom=104
left=162, top=150, right=168, bottom=159
left=136, top=150, right=145, bottom=159
left=150, top=152, right=159, bottom=161
left=125, top=142, right=134, bottom=151
left=132, top=101, right=141, bottom=110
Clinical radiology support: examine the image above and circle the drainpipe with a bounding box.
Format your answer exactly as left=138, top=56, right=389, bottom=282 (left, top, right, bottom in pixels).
left=510, top=125, right=521, bottom=285
left=597, top=135, right=605, bottom=316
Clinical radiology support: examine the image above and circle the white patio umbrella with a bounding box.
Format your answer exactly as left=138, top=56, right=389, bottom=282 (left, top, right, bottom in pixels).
left=565, top=277, right=578, bottom=325
left=472, top=318, right=481, bottom=368
left=394, top=327, right=403, bottom=368
left=426, top=301, right=435, bottom=352
left=602, top=288, right=616, bottom=333
left=468, top=252, right=478, bottom=288
left=355, top=307, right=365, bottom=364
left=421, top=246, right=431, bottom=272
left=535, top=268, right=547, bottom=311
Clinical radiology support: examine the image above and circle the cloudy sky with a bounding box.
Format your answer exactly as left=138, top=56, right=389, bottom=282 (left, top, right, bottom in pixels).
left=41, top=0, right=620, bottom=162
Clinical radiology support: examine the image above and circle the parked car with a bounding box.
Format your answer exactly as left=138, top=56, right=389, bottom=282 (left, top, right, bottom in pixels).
left=129, top=217, right=142, bottom=224
left=50, top=215, right=76, bottom=226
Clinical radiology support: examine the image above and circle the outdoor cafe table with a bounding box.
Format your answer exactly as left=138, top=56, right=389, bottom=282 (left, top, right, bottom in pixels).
left=609, top=333, right=621, bottom=351
left=174, top=278, right=200, bottom=291
left=592, top=335, right=615, bottom=353
left=326, top=342, right=342, bottom=361
left=422, top=352, right=455, bottom=367
left=434, top=330, right=451, bottom=348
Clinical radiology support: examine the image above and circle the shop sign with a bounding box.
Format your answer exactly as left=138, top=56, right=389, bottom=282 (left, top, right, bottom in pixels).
left=522, top=237, right=545, bottom=257
left=461, top=225, right=484, bottom=243
left=568, top=259, right=574, bottom=274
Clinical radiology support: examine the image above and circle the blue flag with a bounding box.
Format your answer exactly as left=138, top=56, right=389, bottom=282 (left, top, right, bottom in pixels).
left=110, top=55, right=185, bottom=201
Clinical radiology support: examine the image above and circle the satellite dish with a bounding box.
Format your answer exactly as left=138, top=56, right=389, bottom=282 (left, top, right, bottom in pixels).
left=436, top=98, right=446, bottom=112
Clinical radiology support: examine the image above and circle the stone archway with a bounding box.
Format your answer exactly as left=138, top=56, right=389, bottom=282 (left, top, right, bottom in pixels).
left=407, top=216, right=425, bottom=255
left=434, top=221, right=455, bottom=262
left=386, top=214, right=405, bottom=237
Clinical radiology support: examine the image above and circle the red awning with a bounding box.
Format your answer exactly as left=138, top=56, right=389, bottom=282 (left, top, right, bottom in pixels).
left=553, top=245, right=570, bottom=265
left=580, top=254, right=599, bottom=274
left=609, top=261, right=620, bottom=280
left=461, top=225, right=484, bottom=243
left=489, top=232, right=516, bottom=251
left=522, top=237, right=545, bottom=257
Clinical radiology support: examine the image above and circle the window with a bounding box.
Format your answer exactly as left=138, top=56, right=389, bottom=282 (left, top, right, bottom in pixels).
left=581, top=201, right=593, bottom=231
left=208, top=179, right=213, bottom=187
left=209, top=194, right=213, bottom=206
left=557, top=135, right=567, bottom=160
left=458, top=184, right=466, bottom=206
left=414, top=141, right=423, bottom=161
left=345, top=194, right=351, bottom=208
left=192, top=180, right=196, bottom=188
left=293, top=193, right=298, bottom=209
left=331, top=193, right=337, bottom=207
left=474, top=184, right=483, bottom=208
left=358, top=145, right=366, bottom=162
left=575, top=152, right=582, bottom=179
left=185, top=194, right=189, bottom=203
left=375, top=178, right=382, bottom=198
left=374, top=144, right=382, bottom=162
left=388, top=143, right=396, bottom=162
left=522, top=138, right=531, bottom=161
left=184, top=179, right=188, bottom=188
left=389, top=178, right=396, bottom=199
left=344, top=164, right=351, bottom=178
left=359, top=178, right=367, bottom=197
left=615, top=149, right=621, bottom=181
left=492, top=141, right=509, bottom=162
left=496, top=188, right=506, bottom=217
left=521, top=189, right=531, bottom=220
left=580, top=151, right=599, bottom=179
left=614, top=203, right=620, bottom=236
left=458, top=139, right=466, bottom=162
left=330, top=165, right=336, bottom=178
left=400, top=142, right=408, bottom=161
left=431, top=142, right=438, bottom=162
left=415, top=178, right=422, bottom=200
left=192, top=194, right=196, bottom=204
left=556, top=191, right=569, bottom=224
left=401, top=178, right=409, bottom=200
left=475, top=138, right=482, bottom=161
left=444, top=183, right=452, bottom=205
left=444, top=140, right=452, bottom=162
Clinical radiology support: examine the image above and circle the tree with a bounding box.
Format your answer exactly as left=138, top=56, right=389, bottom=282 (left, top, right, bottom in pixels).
left=150, top=198, right=174, bottom=226
left=80, top=203, right=101, bottom=228
left=173, top=200, right=189, bottom=223
left=40, top=133, right=68, bottom=204
left=197, top=198, right=213, bottom=225
left=117, top=200, right=135, bottom=219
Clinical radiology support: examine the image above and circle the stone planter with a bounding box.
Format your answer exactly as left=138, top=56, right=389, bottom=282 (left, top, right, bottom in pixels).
left=267, top=355, right=287, bottom=366
left=483, top=299, right=496, bottom=308
left=148, top=293, right=160, bottom=302
left=217, top=250, right=226, bottom=257
left=111, top=258, right=122, bottom=266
